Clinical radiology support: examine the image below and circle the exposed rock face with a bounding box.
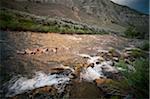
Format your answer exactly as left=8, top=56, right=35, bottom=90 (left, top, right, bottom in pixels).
left=9, top=0, right=148, bottom=25
left=1, top=0, right=149, bottom=32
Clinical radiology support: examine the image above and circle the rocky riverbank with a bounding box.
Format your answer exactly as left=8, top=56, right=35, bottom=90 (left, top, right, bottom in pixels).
left=0, top=31, right=148, bottom=98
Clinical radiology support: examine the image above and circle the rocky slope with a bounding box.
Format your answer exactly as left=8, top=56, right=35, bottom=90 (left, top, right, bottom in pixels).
left=1, top=0, right=149, bottom=33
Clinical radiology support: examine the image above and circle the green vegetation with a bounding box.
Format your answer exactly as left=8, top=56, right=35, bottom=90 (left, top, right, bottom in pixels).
left=124, top=26, right=138, bottom=38
left=115, top=59, right=149, bottom=98
left=116, top=59, right=128, bottom=70
left=124, top=25, right=146, bottom=39
left=0, top=10, right=107, bottom=34
left=115, top=46, right=149, bottom=98
left=129, top=48, right=145, bottom=58
left=139, top=40, right=149, bottom=51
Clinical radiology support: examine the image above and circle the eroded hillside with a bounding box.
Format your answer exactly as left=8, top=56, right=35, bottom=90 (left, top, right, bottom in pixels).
left=0, top=0, right=149, bottom=33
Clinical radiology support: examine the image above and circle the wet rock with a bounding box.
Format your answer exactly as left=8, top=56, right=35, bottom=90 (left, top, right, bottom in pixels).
left=29, top=86, right=57, bottom=98
left=122, top=52, right=130, bottom=59
left=74, top=63, right=84, bottom=77
left=80, top=67, right=104, bottom=81
left=33, top=93, right=53, bottom=99
left=50, top=68, right=72, bottom=76
left=88, top=63, right=95, bottom=68
left=98, top=50, right=109, bottom=53
left=97, top=52, right=113, bottom=61
left=97, top=48, right=122, bottom=61
left=101, top=65, right=118, bottom=73
left=78, top=53, right=121, bottom=81
left=102, top=72, right=122, bottom=80
left=11, top=86, right=58, bottom=99
left=94, top=78, right=112, bottom=85
left=113, top=57, right=119, bottom=62
left=108, top=48, right=122, bottom=58
left=5, top=71, right=70, bottom=97
left=70, top=81, right=103, bottom=98
left=62, top=57, right=87, bottom=68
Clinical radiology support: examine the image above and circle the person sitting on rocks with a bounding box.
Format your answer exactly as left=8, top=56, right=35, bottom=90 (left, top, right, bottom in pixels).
left=36, top=48, right=48, bottom=53
left=42, top=48, right=49, bottom=53
left=25, top=48, right=36, bottom=55
left=51, top=47, right=58, bottom=53
left=16, top=49, right=35, bottom=55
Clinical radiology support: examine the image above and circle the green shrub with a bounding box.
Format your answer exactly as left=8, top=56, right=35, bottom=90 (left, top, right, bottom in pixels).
left=130, top=48, right=145, bottom=58
left=115, top=58, right=149, bottom=98
left=124, top=25, right=146, bottom=39
left=140, top=41, right=149, bottom=51
left=129, top=58, right=149, bottom=98
left=124, top=26, right=139, bottom=38
left=115, top=59, right=128, bottom=70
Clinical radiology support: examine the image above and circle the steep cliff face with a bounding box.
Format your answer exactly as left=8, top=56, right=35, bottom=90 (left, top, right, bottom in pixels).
left=1, top=0, right=149, bottom=32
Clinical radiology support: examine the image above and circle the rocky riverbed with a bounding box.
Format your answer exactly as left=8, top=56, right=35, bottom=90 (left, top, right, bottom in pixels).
left=0, top=31, right=147, bottom=98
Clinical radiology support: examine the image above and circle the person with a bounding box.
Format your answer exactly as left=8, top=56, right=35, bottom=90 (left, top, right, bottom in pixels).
left=17, top=47, right=50, bottom=55
left=25, top=49, right=36, bottom=55
left=52, top=47, right=58, bottom=53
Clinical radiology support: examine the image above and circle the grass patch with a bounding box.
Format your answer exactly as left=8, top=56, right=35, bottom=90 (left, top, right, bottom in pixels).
left=129, top=48, right=145, bottom=58
left=0, top=10, right=107, bottom=34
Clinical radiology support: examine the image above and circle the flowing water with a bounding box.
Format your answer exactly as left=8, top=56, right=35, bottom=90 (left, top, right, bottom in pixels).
left=1, top=31, right=142, bottom=98
left=3, top=53, right=120, bottom=97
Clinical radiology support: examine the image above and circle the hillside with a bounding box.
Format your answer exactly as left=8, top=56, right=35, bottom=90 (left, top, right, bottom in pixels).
left=0, top=0, right=149, bottom=33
